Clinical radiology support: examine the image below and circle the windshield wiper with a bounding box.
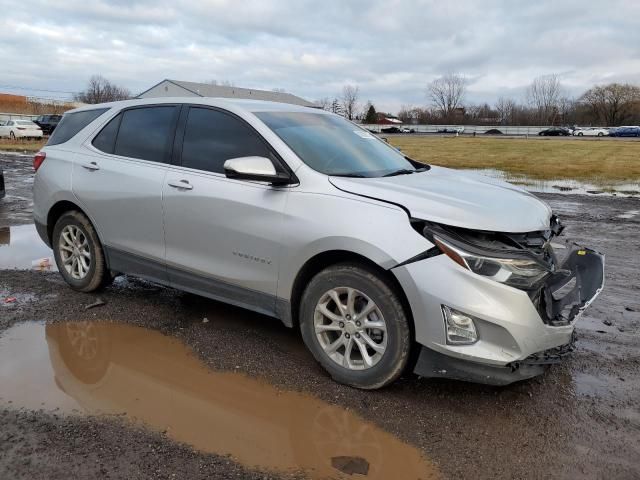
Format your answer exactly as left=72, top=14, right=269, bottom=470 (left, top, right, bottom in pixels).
left=331, top=173, right=368, bottom=178
left=382, top=167, right=427, bottom=177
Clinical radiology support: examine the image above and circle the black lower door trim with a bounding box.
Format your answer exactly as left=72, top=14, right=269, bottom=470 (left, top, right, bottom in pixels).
left=104, top=246, right=283, bottom=321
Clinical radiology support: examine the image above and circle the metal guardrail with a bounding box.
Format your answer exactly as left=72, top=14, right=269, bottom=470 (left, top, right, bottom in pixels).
left=0, top=112, right=39, bottom=122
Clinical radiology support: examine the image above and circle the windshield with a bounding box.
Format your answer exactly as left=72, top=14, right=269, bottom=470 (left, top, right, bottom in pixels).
left=255, top=111, right=418, bottom=177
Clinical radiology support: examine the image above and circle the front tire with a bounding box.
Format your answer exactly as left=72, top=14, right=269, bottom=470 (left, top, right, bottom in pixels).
left=299, top=263, right=411, bottom=389
left=52, top=211, right=111, bottom=292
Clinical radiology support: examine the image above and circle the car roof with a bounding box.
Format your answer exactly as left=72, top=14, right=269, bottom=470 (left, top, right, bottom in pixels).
left=67, top=97, right=328, bottom=116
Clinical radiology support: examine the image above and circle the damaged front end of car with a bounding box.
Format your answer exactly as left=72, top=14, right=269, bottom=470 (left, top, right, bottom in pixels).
left=410, top=215, right=605, bottom=385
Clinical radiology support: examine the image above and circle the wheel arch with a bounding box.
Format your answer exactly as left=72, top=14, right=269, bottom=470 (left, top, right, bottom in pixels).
left=287, top=250, right=415, bottom=340
left=46, top=200, right=107, bottom=259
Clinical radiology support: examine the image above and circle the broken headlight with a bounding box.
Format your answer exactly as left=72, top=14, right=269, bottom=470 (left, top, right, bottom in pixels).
left=414, top=219, right=560, bottom=290
left=434, top=236, right=551, bottom=289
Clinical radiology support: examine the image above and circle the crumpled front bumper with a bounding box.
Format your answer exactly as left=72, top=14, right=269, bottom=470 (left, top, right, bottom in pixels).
left=394, top=243, right=605, bottom=386
left=531, top=244, right=605, bottom=327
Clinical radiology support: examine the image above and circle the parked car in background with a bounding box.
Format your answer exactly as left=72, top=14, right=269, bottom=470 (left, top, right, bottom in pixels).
left=0, top=120, right=43, bottom=139
left=538, top=127, right=571, bottom=136
left=573, top=127, right=609, bottom=137
left=34, top=114, right=63, bottom=135
left=484, top=128, right=503, bottom=135
left=400, top=127, right=415, bottom=133
left=609, top=126, right=640, bottom=137
left=380, top=126, right=401, bottom=133
left=32, top=98, right=604, bottom=389
left=437, top=126, right=465, bottom=134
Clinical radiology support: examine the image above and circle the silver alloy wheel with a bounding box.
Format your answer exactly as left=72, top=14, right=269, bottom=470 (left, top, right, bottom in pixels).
left=58, top=225, right=91, bottom=280
left=314, top=287, right=387, bottom=370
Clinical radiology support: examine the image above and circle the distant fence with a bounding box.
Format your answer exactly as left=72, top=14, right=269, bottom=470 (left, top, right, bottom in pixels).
left=0, top=112, right=39, bottom=122
left=360, top=124, right=559, bottom=136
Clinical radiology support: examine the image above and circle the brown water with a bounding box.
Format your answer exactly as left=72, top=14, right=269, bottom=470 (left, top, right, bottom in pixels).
left=0, top=321, right=438, bottom=479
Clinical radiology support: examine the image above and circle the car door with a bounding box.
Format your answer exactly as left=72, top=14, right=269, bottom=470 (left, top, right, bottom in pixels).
left=162, top=106, right=289, bottom=316
left=73, top=105, right=180, bottom=282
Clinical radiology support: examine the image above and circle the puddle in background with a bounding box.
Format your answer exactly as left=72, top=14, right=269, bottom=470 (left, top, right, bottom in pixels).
left=0, top=321, right=438, bottom=479
left=0, top=224, right=56, bottom=271
left=467, top=168, right=640, bottom=197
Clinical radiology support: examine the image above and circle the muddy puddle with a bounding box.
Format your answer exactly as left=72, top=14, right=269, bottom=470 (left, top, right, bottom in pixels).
left=0, top=224, right=55, bottom=271
left=467, top=168, right=640, bottom=196
left=0, top=321, right=438, bottom=479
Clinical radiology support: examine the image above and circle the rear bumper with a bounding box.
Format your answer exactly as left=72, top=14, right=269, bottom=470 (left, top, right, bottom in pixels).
left=35, top=219, right=50, bottom=247
left=393, top=244, right=604, bottom=385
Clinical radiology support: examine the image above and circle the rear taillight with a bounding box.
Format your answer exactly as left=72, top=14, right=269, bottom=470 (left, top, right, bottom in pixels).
left=33, top=151, right=46, bottom=171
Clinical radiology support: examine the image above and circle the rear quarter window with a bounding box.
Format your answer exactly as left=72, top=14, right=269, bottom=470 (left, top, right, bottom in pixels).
left=113, top=106, right=178, bottom=163
left=47, top=108, right=109, bottom=146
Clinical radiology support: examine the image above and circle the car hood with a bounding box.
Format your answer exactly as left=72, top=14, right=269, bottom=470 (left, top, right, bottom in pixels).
left=329, top=166, right=552, bottom=232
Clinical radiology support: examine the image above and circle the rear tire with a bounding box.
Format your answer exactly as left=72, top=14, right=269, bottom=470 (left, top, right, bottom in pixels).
left=299, top=263, right=411, bottom=389
left=9, top=131, right=16, bottom=140
left=52, top=211, right=111, bottom=292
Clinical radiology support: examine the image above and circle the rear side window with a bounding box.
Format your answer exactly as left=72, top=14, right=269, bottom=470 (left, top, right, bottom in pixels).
left=114, top=106, right=178, bottom=162
left=47, top=109, right=108, bottom=146
left=92, top=114, right=122, bottom=154
left=181, top=107, right=271, bottom=173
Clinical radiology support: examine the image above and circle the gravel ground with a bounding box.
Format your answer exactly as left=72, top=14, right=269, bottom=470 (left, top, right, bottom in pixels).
left=0, top=153, right=639, bottom=479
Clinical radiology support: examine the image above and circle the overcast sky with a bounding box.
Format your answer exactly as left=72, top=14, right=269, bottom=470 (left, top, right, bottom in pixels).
left=1, top=0, right=639, bottom=113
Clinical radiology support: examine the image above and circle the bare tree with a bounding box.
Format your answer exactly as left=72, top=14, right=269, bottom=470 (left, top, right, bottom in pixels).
left=427, top=73, right=467, bottom=121
left=527, top=74, right=562, bottom=124
left=579, top=83, right=640, bottom=126
left=74, top=75, right=130, bottom=104
left=495, top=97, right=517, bottom=125
left=341, top=85, right=359, bottom=120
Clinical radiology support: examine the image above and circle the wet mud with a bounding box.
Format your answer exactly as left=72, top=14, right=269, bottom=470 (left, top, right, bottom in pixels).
left=0, top=321, right=437, bottom=479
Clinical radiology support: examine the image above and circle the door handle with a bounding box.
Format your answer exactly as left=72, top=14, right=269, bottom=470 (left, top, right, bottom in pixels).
left=168, top=179, right=193, bottom=190
left=82, top=161, right=100, bottom=171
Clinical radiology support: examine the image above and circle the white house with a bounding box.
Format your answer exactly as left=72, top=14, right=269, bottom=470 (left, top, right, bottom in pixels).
left=137, top=79, right=317, bottom=108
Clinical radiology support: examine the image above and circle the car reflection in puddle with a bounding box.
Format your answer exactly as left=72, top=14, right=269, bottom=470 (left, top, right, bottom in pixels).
left=0, top=321, right=438, bottom=479
left=0, top=224, right=56, bottom=271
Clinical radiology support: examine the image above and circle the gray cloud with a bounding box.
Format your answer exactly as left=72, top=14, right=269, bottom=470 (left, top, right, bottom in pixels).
left=1, top=0, right=638, bottom=112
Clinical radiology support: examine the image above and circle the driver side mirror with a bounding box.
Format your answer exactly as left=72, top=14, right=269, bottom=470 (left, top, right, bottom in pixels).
left=223, top=156, right=293, bottom=185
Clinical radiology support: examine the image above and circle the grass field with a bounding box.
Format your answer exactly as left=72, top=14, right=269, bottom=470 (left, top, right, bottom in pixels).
left=389, top=136, right=640, bottom=183
left=0, top=138, right=46, bottom=153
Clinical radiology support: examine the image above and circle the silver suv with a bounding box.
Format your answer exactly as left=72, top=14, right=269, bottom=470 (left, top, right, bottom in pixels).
left=33, top=98, right=604, bottom=389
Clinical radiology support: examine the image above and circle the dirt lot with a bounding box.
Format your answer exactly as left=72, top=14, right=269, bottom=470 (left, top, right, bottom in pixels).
left=1, top=153, right=639, bottom=479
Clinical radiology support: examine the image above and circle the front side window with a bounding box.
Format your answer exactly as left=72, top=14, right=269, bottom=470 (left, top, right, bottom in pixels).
left=47, top=109, right=108, bottom=146
left=255, top=112, right=416, bottom=177
left=180, top=107, right=272, bottom=174
left=114, top=106, right=178, bottom=162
